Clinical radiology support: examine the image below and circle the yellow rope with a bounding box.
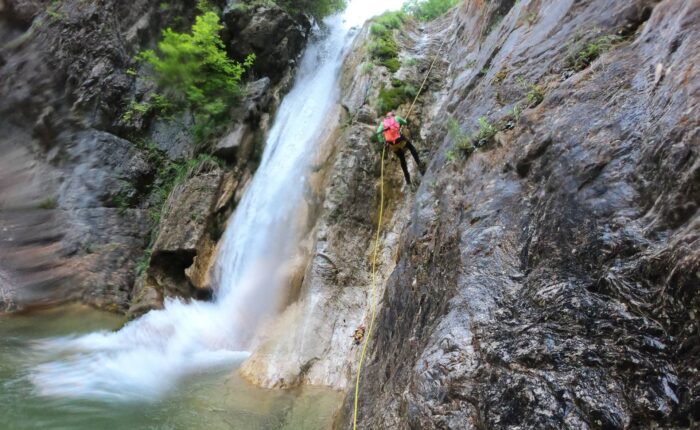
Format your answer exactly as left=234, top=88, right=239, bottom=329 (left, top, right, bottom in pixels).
left=405, top=34, right=449, bottom=121
left=352, top=31, right=448, bottom=430
left=352, top=145, right=385, bottom=430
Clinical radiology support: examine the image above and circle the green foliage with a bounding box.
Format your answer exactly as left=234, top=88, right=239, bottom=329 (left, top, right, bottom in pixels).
left=147, top=153, right=222, bottom=225
left=138, top=12, right=254, bottom=140
left=46, top=0, right=64, bottom=21
left=274, top=0, right=346, bottom=19
left=403, top=57, right=418, bottom=67
left=196, top=0, right=213, bottom=12
left=374, top=10, right=405, bottom=29
left=474, top=116, right=497, bottom=145
left=507, top=103, right=523, bottom=123
left=360, top=62, right=374, bottom=75
left=113, top=189, right=133, bottom=215
left=368, top=35, right=399, bottom=59
left=135, top=250, right=152, bottom=276
left=526, top=84, right=544, bottom=107
left=516, top=77, right=545, bottom=107
left=566, top=34, right=623, bottom=71
left=375, top=81, right=417, bottom=115
left=126, top=68, right=137, bottom=77
left=447, top=116, right=474, bottom=156
left=38, top=197, right=58, bottom=210
left=382, top=58, right=401, bottom=73
left=367, top=11, right=405, bottom=73
left=402, top=0, right=458, bottom=21
left=122, top=101, right=152, bottom=122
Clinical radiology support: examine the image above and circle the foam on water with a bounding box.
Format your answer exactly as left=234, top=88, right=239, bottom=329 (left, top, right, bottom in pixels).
left=29, top=0, right=405, bottom=402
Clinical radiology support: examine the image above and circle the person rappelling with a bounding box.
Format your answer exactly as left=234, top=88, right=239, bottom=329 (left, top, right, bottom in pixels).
left=376, top=111, right=426, bottom=186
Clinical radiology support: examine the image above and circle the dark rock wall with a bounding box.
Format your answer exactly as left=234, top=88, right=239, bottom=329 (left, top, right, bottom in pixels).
left=0, top=0, right=311, bottom=313
left=344, top=0, right=699, bottom=428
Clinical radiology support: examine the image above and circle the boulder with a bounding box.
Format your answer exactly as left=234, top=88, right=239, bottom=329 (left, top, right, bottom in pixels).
left=222, top=3, right=311, bottom=82
left=140, top=160, right=223, bottom=304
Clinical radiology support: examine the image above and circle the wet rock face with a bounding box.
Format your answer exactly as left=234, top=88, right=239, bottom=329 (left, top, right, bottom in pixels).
left=222, top=2, right=311, bottom=82
left=128, top=160, right=224, bottom=316
left=0, top=0, right=194, bottom=312
left=0, top=0, right=308, bottom=312
left=341, top=0, right=699, bottom=428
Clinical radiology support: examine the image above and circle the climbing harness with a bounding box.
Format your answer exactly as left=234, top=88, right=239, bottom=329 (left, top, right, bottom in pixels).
left=352, top=32, right=449, bottom=430
left=388, top=139, right=407, bottom=151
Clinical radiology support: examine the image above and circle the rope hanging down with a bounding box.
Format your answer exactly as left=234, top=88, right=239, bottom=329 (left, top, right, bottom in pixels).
left=352, top=32, right=448, bottom=430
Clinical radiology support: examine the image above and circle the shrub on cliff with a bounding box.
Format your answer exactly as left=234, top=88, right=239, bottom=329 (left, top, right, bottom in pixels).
left=139, top=11, right=254, bottom=139
left=368, top=11, right=405, bottom=72
left=403, top=0, right=458, bottom=21
left=274, top=0, right=346, bottom=19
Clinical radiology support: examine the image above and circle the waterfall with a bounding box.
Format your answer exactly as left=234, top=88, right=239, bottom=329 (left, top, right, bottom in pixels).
left=29, top=0, right=405, bottom=402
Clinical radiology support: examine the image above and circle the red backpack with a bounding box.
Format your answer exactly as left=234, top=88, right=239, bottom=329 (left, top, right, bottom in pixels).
left=383, top=117, right=401, bottom=143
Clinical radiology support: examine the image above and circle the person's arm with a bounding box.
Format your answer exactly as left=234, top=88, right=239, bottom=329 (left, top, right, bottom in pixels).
left=396, top=116, right=408, bottom=126
left=376, top=123, right=386, bottom=143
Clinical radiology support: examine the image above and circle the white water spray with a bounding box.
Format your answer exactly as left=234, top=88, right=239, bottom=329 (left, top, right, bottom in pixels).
left=29, top=0, right=405, bottom=402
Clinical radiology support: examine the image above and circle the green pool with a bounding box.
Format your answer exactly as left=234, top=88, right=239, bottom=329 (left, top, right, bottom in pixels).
left=0, top=305, right=342, bottom=430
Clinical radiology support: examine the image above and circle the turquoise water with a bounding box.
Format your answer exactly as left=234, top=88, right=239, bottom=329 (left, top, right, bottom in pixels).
left=0, top=306, right=342, bottom=430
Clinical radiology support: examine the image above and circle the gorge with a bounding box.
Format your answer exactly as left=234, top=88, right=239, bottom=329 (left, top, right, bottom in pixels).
left=1, top=0, right=698, bottom=429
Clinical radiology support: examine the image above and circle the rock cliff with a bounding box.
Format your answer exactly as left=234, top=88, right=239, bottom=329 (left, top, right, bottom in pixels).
left=323, top=0, right=698, bottom=428
left=0, top=0, right=311, bottom=313
left=1, top=0, right=698, bottom=427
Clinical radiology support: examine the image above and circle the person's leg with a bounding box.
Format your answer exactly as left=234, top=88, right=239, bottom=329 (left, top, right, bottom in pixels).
left=395, top=149, right=411, bottom=185
left=403, top=138, right=425, bottom=174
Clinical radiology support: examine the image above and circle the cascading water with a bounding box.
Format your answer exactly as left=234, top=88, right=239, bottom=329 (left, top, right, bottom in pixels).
left=28, top=0, right=405, bottom=402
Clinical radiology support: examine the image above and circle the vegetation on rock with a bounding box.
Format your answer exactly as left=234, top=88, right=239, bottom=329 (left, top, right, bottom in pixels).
left=565, top=33, right=624, bottom=71
left=274, top=0, right=345, bottom=19
left=375, top=79, right=417, bottom=116
left=138, top=11, right=255, bottom=141
left=367, top=11, right=405, bottom=72
left=402, top=0, right=458, bottom=21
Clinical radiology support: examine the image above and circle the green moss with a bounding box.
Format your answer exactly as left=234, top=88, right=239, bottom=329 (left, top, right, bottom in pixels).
left=375, top=82, right=417, bottom=115
left=403, top=57, right=418, bottom=67
left=135, top=250, right=152, bottom=276
left=381, top=56, right=401, bottom=73
left=38, top=197, right=58, bottom=210
left=368, top=36, right=399, bottom=60
left=367, top=11, right=405, bottom=73
left=492, top=67, right=508, bottom=85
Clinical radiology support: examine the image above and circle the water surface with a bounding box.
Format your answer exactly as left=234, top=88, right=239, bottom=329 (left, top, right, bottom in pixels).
left=0, top=306, right=342, bottom=430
